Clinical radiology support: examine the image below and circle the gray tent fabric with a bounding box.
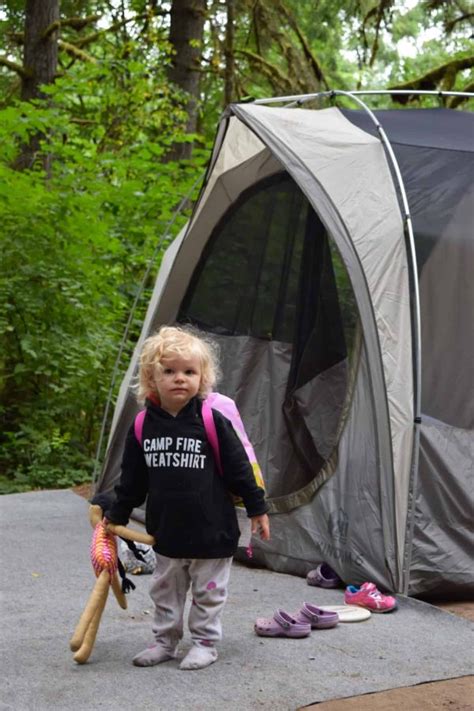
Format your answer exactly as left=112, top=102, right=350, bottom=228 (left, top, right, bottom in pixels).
left=344, top=109, right=474, bottom=596
left=409, top=416, right=474, bottom=597
left=344, top=109, right=474, bottom=430
left=96, top=104, right=474, bottom=597
left=228, top=105, right=412, bottom=591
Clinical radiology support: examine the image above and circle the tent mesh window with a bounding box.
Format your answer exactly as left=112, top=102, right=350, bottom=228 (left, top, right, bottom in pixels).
left=180, top=173, right=308, bottom=341
left=179, top=173, right=359, bottom=497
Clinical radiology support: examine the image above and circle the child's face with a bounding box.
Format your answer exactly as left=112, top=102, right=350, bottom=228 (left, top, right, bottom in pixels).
left=154, top=353, right=202, bottom=416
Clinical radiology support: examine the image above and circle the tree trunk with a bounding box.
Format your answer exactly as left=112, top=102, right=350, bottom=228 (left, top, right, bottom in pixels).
left=224, top=0, right=236, bottom=106
left=21, top=0, right=60, bottom=101
left=167, top=0, right=207, bottom=161
left=16, top=0, right=60, bottom=171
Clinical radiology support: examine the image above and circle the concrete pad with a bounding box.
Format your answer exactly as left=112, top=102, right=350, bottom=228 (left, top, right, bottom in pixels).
left=1, top=490, right=473, bottom=711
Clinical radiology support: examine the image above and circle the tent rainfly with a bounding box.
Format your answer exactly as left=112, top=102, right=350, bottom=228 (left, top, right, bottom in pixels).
left=96, top=99, right=474, bottom=597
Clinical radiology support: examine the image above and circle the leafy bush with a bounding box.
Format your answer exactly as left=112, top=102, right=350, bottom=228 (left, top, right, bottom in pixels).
left=0, top=57, right=207, bottom=492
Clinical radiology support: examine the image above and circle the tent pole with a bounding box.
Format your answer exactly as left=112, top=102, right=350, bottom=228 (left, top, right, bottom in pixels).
left=252, top=89, right=474, bottom=105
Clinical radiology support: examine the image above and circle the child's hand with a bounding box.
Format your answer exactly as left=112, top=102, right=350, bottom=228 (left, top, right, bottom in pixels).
left=102, top=517, right=113, bottom=533
left=251, top=513, right=270, bottom=541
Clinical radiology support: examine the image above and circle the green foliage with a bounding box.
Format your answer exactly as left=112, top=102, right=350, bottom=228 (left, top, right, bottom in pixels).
left=0, top=49, right=207, bottom=492
left=218, top=0, right=472, bottom=107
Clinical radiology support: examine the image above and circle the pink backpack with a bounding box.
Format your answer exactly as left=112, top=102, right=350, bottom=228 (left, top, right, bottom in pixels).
left=134, top=393, right=265, bottom=498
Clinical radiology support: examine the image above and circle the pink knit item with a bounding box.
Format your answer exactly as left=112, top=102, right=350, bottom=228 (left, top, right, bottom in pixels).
left=90, top=521, right=118, bottom=579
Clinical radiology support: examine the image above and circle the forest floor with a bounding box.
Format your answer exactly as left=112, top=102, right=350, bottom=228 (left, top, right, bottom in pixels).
left=73, top=484, right=473, bottom=710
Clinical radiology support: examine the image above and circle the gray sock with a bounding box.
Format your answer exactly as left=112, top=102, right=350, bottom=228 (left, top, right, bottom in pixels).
left=179, top=644, right=218, bottom=670
left=132, top=644, right=176, bottom=667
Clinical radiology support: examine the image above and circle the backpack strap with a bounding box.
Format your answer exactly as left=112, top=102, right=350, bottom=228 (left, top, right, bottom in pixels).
left=134, top=410, right=146, bottom=444
left=134, top=406, right=222, bottom=471
left=201, top=399, right=223, bottom=476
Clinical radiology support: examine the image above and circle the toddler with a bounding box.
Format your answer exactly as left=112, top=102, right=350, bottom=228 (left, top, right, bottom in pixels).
left=105, top=325, right=270, bottom=670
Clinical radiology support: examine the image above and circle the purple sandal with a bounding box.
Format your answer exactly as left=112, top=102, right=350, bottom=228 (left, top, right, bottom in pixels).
left=293, top=602, right=339, bottom=629
left=254, top=609, right=311, bottom=638
left=306, top=563, right=342, bottom=589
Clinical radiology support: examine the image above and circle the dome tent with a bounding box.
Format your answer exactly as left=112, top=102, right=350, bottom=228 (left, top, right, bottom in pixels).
left=96, top=94, right=474, bottom=597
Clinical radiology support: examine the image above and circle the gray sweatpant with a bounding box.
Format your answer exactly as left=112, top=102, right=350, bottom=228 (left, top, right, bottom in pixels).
left=149, top=553, right=233, bottom=653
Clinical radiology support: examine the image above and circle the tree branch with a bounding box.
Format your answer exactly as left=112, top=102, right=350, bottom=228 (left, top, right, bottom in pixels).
left=73, top=13, right=150, bottom=48
left=448, top=80, right=474, bottom=108
left=275, top=0, right=328, bottom=88
left=6, top=32, right=24, bottom=46
left=11, top=13, right=156, bottom=52
left=236, top=48, right=294, bottom=93
left=70, top=118, right=98, bottom=125
left=58, top=40, right=97, bottom=63
left=368, top=0, right=393, bottom=67
left=446, top=12, right=474, bottom=33
left=42, top=15, right=101, bottom=40
left=0, top=55, right=31, bottom=79
left=252, top=3, right=262, bottom=57
left=389, top=54, right=474, bottom=102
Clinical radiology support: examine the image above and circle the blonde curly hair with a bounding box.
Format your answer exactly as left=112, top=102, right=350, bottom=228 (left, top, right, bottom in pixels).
left=137, top=325, right=220, bottom=405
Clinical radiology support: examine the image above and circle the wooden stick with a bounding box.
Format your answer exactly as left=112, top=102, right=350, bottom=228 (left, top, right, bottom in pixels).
left=70, top=570, right=110, bottom=651
left=110, top=572, right=127, bottom=610
left=89, top=504, right=155, bottom=545
left=88, top=504, right=103, bottom=528
left=73, top=582, right=110, bottom=664
left=106, top=522, right=155, bottom=546
left=72, top=606, right=102, bottom=663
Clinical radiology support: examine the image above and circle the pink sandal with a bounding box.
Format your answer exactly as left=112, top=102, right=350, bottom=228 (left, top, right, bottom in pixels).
left=293, top=602, right=339, bottom=629
left=306, top=563, right=342, bottom=589
left=254, top=609, right=311, bottom=638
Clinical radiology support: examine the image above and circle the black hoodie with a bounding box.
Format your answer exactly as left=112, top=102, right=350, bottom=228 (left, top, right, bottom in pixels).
left=106, top=397, right=268, bottom=559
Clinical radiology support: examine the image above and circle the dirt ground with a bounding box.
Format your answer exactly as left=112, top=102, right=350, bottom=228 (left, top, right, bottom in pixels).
left=304, top=594, right=474, bottom=709
left=305, top=676, right=474, bottom=710
left=73, top=485, right=473, bottom=710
